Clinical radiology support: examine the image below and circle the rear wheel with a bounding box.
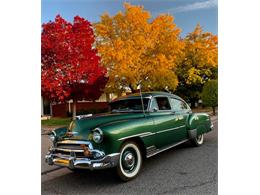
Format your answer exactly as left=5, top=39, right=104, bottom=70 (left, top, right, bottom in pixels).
left=116, top=141, right=142, bottom=181
left=191, top=134, right=204, bottom=146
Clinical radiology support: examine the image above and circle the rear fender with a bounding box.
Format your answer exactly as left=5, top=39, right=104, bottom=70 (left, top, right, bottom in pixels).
left=187, top=113, right=211, bottom=139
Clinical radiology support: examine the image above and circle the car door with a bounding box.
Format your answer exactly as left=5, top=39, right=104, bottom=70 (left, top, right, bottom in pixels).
left=169, top=98, right=191, bottom=142
left=149, top=96, right=182, bottom=149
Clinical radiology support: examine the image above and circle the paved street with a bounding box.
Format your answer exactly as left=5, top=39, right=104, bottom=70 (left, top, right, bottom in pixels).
left=42, top=117, right=217, bottom=195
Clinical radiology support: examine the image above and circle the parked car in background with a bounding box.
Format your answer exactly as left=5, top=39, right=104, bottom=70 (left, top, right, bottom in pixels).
left=45, top=92, right=213, bottom=181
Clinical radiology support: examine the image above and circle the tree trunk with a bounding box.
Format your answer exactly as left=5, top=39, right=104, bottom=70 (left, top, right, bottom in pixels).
left=105, top=93, right=110, bottom=102
left=117, top=91, right=122, bottom=97
left=72, top=99, right=77, bottom=119
left=212, top=106, right=216, bottom=116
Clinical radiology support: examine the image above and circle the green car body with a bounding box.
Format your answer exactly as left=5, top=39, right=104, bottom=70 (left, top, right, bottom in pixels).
left=46, top=92, right=213, bottom=180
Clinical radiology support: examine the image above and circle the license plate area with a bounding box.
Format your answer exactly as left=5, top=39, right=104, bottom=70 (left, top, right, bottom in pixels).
left=55, top=159, right=69, bottom=166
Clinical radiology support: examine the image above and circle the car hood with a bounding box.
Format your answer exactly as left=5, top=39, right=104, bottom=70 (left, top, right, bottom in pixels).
left=66, top=112, right=145, bottom=139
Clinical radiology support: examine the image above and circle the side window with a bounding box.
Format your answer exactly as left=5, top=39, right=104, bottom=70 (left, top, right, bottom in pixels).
left=155, top=97, right=171, bottom=110
left=171, top=98, right=189, bottom=112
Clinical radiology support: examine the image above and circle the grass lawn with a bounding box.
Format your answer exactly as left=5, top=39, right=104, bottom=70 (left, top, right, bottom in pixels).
left=41, top=117, right=72, bottom=126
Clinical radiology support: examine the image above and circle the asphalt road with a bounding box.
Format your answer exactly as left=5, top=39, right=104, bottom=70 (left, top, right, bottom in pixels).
left=42, top=117, right=218, bottom=195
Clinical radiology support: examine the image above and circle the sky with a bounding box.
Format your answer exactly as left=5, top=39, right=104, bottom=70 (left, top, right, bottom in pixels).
left=41, top=0, right=218, bottom=37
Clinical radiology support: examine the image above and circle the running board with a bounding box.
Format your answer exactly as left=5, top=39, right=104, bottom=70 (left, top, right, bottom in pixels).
left=146, top=139, right=189, bottom=158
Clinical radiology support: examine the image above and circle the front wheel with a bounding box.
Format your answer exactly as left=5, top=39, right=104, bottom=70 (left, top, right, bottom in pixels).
left=191, top=134, right=204, bottom=146
left=116, top=141, right=142, bottom=181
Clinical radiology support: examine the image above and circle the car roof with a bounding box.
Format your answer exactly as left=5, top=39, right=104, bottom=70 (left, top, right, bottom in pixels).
left=111, top=91, right=184, bottom=102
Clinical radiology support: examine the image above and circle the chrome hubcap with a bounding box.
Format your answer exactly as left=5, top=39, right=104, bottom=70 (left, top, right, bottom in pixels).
left=122, top=151, right=136, bottom=170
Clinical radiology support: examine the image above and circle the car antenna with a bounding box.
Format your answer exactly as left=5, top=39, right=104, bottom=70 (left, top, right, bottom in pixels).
left=137, top=81, right=146, bottom=118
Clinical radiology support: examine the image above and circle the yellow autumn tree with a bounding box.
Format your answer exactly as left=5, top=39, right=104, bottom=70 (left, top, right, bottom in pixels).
left=95, top=3, right=183, bottom=93
left=175, top=24, right=218, bottom=106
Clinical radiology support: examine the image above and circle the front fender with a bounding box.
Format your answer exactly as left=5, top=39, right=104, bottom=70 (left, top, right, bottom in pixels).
left=51, top=127, right=68, bottom=140
left=93, top=118, right=153, bottom=154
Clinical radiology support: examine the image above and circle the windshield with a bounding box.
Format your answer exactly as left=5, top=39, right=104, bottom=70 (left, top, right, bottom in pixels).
left=110, top=98, right=150, bottom=112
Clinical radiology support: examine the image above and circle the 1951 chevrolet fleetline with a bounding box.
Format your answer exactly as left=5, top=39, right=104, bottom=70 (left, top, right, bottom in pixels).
left=45, top=92, right=213, bottom=181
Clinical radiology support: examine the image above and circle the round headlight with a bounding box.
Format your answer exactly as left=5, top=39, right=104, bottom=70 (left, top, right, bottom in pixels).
left=49, top=131, right=56, bottom=142
left=92, top=128, right=103, bottom=143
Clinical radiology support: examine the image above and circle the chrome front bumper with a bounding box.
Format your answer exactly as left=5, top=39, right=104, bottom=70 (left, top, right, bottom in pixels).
left=45, top=152, right=120, bottom=170
left=45, top=140, right=120, bottom=170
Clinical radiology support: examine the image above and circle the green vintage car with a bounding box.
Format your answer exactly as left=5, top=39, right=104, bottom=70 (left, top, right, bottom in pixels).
left=45, top=92, right=213, bottom=181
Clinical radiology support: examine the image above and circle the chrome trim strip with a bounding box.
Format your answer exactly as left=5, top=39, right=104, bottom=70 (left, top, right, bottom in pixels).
left=75, top=114, right=93, bottom=120
left=57, top=140, right=93, bottom=150
left=107, top=153, right=120, bottom=157
left=55, top=148, right=84, bottom=153
left=146, top=145, right=156, bottom=150
left=147, top=139, right=189, bottom=158
left=140, top=132, right=156, bottom=137
left=118, top=125, right=186, bottom=140
left=58, top=140, right=90, bottom=145
left=118, top=132, right=153, bottom=141
left=156, top=125, right=186, bottom=134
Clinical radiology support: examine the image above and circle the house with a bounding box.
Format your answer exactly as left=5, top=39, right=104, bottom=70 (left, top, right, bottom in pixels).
left=41, top=93, right=118, bottom=117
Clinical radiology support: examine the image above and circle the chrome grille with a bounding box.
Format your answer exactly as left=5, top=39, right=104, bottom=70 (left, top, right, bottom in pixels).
left=56, top=144, right=83, bottom=150
left=53, top=140, right=93, bottom=158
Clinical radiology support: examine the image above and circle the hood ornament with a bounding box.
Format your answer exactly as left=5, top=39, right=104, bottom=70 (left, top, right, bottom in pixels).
left=75, top=114, right=93, bottom=120
left=66, top=131, right=79, bottom=137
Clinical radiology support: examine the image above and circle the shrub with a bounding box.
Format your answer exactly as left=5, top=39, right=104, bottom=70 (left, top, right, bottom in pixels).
left=201, top=80, right=218, bottom=115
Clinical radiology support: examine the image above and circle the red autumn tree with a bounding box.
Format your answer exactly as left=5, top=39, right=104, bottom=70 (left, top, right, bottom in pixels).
left=41, top=15, right=107, bottom=118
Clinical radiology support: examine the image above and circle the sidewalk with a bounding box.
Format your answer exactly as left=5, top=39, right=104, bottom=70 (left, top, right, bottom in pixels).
left=206, top=110, right=218, bottom=122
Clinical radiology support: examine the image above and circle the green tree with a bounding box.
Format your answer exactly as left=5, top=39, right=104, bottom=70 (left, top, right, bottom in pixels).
left=175, top=24, right=218, bottom=107
left=201, top=80, right=218, bottom=115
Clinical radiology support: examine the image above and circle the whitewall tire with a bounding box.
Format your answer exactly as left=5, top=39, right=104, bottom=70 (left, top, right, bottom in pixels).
left=116, top=141, right=142, bottom=181
left=191, top=134, right=204, bottom=146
